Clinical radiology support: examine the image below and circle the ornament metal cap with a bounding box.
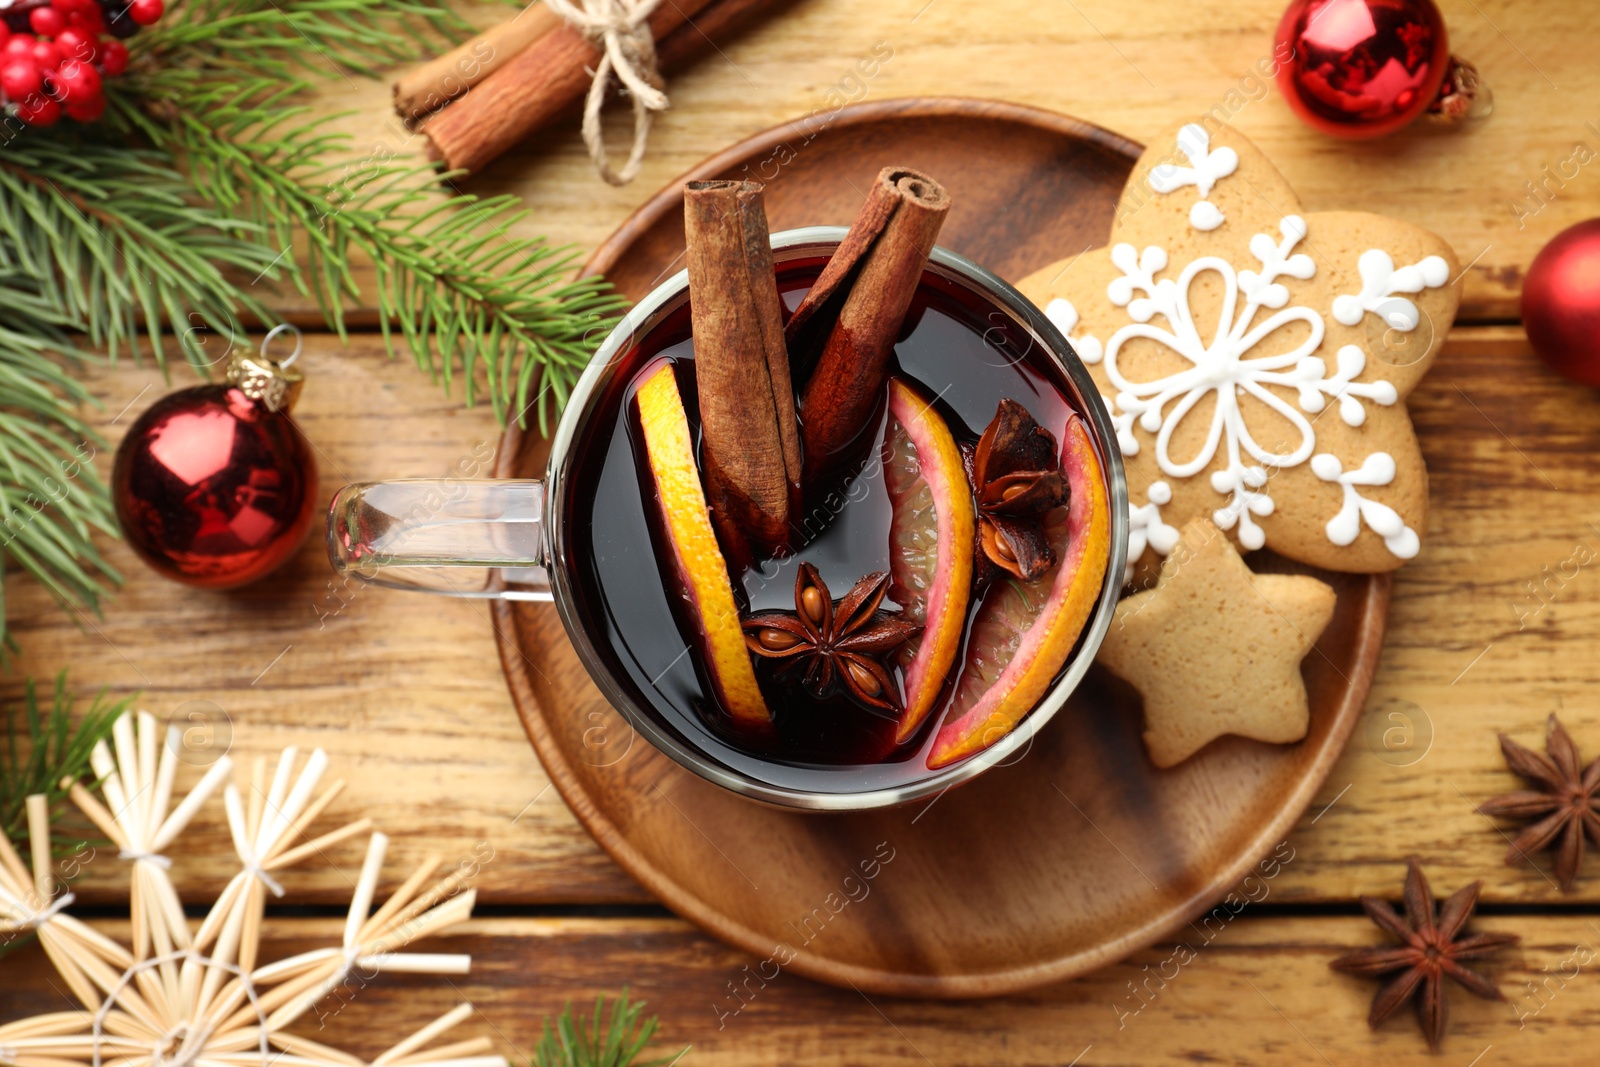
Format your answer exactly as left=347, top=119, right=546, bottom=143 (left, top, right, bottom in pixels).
left=1425, top=56, right=1493, bottom=125
left=226, top=323, right=305, bottom=413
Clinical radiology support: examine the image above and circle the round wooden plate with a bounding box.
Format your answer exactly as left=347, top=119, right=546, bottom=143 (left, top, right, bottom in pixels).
left=493, top=98, right=1389, bottom=998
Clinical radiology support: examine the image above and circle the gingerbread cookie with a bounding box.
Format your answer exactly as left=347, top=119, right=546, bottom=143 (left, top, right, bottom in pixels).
left=1098, top=519, right=1337, bottom=768
left=1019, top=121, right=1461, bottom=581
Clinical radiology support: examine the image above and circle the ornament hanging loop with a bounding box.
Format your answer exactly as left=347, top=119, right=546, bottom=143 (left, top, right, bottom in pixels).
left=261, top=322, right=303, bottom=368
left=226, top=324, right=305, bottom=413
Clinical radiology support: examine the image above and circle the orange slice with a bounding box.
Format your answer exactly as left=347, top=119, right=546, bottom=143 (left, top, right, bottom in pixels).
left=928, top=413, right=1110, bottom=768
left=884, top=378, right=975, bottom=742
left=637, top=361, right=770, bottom=724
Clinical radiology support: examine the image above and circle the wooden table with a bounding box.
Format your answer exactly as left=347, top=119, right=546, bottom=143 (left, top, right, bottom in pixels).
left=6, top=1, right=1600, bottom=1063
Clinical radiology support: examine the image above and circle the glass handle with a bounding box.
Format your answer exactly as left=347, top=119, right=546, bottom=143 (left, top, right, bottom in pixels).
left=326, top=480, right=552, bottom=601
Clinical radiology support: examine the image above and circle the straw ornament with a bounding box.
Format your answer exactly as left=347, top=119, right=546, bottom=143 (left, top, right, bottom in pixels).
left=0, top=722, right=505, bottom=1067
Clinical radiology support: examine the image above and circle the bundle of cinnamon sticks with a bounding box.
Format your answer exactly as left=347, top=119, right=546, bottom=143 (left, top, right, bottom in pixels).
left=684, top=167, right=950, bottom=556
left=399, top=0, right=784, bottom=176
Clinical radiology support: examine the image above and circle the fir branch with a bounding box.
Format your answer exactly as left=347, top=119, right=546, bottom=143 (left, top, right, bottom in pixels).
left=0, top=139, right=282, bottom=368
left=535, top=994, right=687, bottom=1067
left=0, top=672, right=130, bottom=846
left=0, top=292, right=121, bottom=638
left=0, top=0, right=620, bottom=643
left=121, top=0, right=625, bottom=430
left=0, top=142, right=270, bottom=641
left=0, top=673, right=131, bottom=956
left=144, top=0, right=476, bottom=80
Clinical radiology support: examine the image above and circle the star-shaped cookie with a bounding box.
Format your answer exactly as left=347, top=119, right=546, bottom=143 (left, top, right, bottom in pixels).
left=1098, top=519, right=1337, bottom=768
left=1018, top=121, right=1462, bottom=578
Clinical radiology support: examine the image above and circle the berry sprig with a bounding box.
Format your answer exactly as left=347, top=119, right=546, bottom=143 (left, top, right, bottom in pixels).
left=0, top=0, right=161, bottom=127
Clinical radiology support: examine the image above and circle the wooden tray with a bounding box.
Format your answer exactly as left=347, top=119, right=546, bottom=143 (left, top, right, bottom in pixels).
left=493, top=98, right=1389, bottom=998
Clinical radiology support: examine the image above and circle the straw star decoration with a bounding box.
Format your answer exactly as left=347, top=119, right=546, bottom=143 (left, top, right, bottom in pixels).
left=0, top=711, right=506, bottom=1067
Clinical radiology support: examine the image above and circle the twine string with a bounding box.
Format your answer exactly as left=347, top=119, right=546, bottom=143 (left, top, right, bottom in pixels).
left=90, top=949, right=272, bottom=1067
left=118, top=849, right=173, bottom=870
left=18, top=891, right=75, bottom=930
left=544, top=0, right=668, bottom=186
left=240, top=857, right=286, bottom=899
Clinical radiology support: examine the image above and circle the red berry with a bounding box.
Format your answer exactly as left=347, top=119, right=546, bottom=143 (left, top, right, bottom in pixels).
left=64, top=92, right=103, bottom=122
left=3, top=35, right=36, bottom=59
left=0, top=25, right=10, bottom=48
left=52, top=57, right=100, bottom=104
left=29, top=7, right=66, bottom=36
left=98, top=37, right=126, bottom=75
left=18, top=95, right=61, bottom=126
left=0, top=59, right=42, bottom=101
left=54, top=27, right=95, bottom=62
left=127, top=0, right=163, bottom=26
left=30, top=39, right=61, bottom=68
left=79, top=7, right=106, bottom=31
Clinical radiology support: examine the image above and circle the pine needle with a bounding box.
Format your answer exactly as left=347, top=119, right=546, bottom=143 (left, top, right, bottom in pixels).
left=0, top=139, right=281, bottom=368
left=0, top=674, right=130, bottom=956
left=0, top=671, right=131, bottom=846
left=0, top=0, right=623, bottom=643
left=114, top=0, right=627, bottom=431
left=534, top=993, right=688, bottom=1067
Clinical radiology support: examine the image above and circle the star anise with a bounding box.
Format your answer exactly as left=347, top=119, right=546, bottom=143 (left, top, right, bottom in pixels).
left=1477, top=714, right=1600, bottom=892
left=741, top=563, right=921, bottom=711
left=964, top=399, right=1070, bottom=584
left=1329, top=858, right=1519, bottom=1052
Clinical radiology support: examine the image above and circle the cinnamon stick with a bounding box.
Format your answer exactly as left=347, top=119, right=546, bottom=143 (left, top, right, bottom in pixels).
left=791, top=167, right=950, bottom=484
left=683, top=180, right=801, bottom=556
left=392, top=4, right=564, bottom=128
left=421, top=0, right=780, bottom=175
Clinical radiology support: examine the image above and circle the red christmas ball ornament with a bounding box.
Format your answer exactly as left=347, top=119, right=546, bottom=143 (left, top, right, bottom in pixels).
left=113, top=326, right=319, bottom=589
left=1522, top=219, right=1600, bottom=388
left=1274, top=0, right=1484, bottom=138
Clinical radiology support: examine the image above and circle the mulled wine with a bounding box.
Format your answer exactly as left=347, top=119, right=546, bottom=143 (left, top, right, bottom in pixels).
left=562, top=247, right=1111, bottom=796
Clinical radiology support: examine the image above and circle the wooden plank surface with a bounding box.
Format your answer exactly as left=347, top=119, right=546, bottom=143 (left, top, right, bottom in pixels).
left=7, top=324, right=1600, bottom=911
left=282, top=0, right=1600, bottom=326
left=6, top=0, right=1600, bottom=1060
left=4, top=915, right=1596, bottom=1065
left=1, top=336, right=646, bottom=906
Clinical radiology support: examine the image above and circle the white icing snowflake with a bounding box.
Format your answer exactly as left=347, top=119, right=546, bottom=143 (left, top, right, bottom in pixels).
left=1280, top=343, right=1398, bottom=427
left=1311, top=452, right=1420, bottom=559
left=1103, top=216, right=1350, bottom=551
left=1332, top=250, right=1451, bottom=331
left=1045, top=297, right=1104, bottom=364
left=1047, top=126, right=1455, bottom=567
left=1099, top=392, right=1139, bottom=457
left=1126, top=480, right=1178, bottom=583
left=1148, top=123, right=1238, bottom=232
left=1100, top=216, right=1433, bottom=556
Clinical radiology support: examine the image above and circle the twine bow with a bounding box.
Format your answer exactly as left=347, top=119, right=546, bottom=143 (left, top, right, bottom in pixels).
left=544, top=0, right=668, bottom=185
